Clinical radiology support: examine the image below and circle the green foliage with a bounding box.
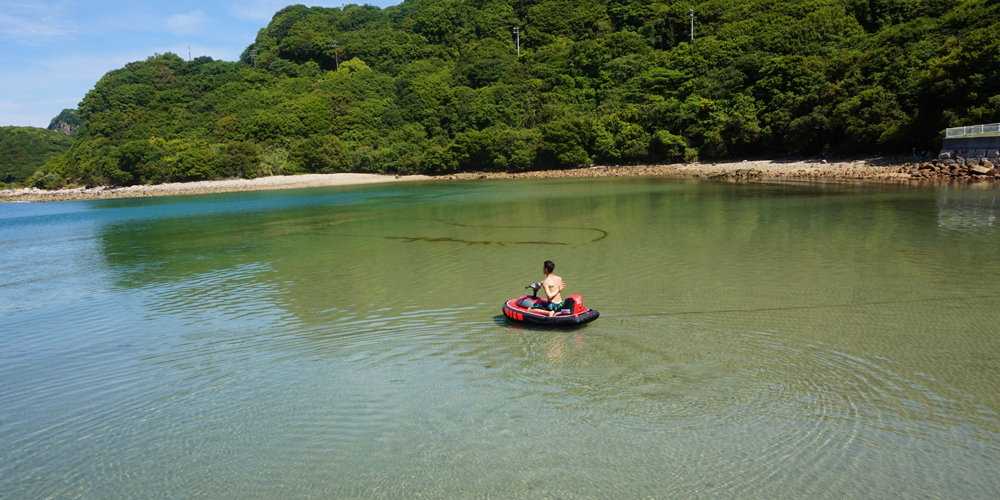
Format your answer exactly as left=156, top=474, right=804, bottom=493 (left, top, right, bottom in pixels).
left=290, top=135, right=348, bottom=173
left=591, top=117, right=650, bottom=163
left=420, top=145, right=458, bottom=173
left=223, top=141, right=264, bottom=178
left=40, top=0, right=1000, bottom=187
left=25, top=170, right=66, bottom=190
left=0, top=126, right=73, bottom=183
left=651, top=130, right=696, bottom=162
left=47, top=109, right=82, bottom=136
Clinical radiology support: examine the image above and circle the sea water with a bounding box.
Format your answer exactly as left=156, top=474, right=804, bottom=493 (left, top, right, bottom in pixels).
left=1, top=178, right=999, bottom=498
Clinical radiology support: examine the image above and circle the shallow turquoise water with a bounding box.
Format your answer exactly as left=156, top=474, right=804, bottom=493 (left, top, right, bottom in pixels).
left=2, top=178, right=999, bottom=498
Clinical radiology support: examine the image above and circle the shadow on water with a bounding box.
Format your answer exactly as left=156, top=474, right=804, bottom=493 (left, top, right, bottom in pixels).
left=491, top=314, right=596, bottom=333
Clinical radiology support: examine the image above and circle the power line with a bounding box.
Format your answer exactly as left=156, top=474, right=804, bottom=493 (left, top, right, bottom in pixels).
left=513, top=27, right=520, bottom=57
left=690, top=9, right=694, bottom=43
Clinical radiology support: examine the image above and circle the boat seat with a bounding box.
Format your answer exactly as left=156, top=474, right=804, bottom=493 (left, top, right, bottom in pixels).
left=517, top=297, right=536, bottom=309
left=559, top=298, right=576, bottom=315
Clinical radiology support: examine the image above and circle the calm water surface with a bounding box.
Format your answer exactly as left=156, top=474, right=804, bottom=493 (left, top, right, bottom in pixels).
left=2, top=178, right=999, bottom=498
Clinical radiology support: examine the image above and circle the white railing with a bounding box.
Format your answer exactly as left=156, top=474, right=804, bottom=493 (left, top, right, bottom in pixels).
left=946, top=123, right=1000, bottom=138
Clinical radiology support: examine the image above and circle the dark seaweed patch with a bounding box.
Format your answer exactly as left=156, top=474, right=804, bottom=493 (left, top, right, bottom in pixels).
left=439, top=220, right=608, bottom=243
left=386, top=236, right=568, bottom=246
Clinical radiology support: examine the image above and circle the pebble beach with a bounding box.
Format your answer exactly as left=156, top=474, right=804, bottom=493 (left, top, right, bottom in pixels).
left=3, top=156, right=996, bottom=203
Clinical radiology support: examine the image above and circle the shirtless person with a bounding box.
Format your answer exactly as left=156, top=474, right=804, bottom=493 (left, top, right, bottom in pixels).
left=531, top=260, right=566, bottom=317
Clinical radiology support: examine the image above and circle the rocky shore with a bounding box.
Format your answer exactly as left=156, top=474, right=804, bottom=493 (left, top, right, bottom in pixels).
left=4, top=156, right=998, bottom=203
left=904, top=157, right=1000, bottom=181
left=449, top=157, right=918, bottom=183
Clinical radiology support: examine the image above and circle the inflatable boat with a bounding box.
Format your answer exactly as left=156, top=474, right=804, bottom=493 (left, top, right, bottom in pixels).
left=502, top=284, right=600, bottom=326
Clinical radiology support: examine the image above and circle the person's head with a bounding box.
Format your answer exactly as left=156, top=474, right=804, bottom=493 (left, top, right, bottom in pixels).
left=543, top=260, right=555, bottom=274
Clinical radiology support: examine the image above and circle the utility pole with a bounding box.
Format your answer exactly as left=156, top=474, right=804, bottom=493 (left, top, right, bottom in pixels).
left=188, top=45, right=192, bottom=62
left=513, top=27, right=520, bottom=57
left=690, top=9, right=694, bottom=44
left=250, top=48, right=257, bottom=69
left=331, top=40, right=340, bottom=70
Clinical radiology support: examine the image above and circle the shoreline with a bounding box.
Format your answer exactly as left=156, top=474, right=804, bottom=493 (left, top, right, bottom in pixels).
left=0, top=173, right=434, bottom=203
left=449, top=156, right=1000, bottom=186
left=3, top=157, right=997, bottom=202
left=448, top=158, right=912, bottom=182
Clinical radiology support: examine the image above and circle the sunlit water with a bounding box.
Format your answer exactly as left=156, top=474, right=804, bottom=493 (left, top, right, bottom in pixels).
left=2, top=178, right=999, bottom=498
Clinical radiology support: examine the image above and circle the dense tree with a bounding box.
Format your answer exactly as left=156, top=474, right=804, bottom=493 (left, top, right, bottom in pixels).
left=0, top=126, right=73, bottom=185
left=47, top=109, right=82, bottom=136
left=32, top=0, right=1000, bottom=187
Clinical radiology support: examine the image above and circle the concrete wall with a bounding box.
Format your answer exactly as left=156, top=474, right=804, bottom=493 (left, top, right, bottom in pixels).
left=940, top=136, right=1000, bottom=160
left=942, top=136, right=1000, bottom=150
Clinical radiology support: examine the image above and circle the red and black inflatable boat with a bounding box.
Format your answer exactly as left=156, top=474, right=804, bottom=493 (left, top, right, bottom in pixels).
left=502, top=284, right=600, bottom=326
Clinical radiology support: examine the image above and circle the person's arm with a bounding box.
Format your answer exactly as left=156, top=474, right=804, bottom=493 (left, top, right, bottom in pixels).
left=542, top=282, right=554, bottom=301
left=543, top=280, right=562, bottom=301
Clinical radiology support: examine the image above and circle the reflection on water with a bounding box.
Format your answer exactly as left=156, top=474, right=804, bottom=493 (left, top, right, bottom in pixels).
left=2, top=179, right=1000, bottom=498
left=938, top=196, right=999, bottom=232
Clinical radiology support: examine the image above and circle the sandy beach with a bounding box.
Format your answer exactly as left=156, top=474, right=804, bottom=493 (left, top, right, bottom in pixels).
left=3, top=156, right=993, bottom=203
left=0, top=173, right=434, bottom=202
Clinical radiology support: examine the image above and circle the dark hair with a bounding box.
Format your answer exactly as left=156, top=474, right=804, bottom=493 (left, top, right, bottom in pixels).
left=543, top=260, right=555, bottom=273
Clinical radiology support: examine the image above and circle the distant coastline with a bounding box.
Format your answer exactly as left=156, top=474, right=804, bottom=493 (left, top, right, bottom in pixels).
left=447, top=158, right=917, bottom=183
left=3, top=156, right=996, bottom=203
left=0, top=173, right=433, bottom=202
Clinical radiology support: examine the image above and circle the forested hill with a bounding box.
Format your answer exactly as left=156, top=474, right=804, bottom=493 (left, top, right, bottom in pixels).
left=46, top=0, right=1000, bottom=187
left=0, top=127, right=73, bottom=185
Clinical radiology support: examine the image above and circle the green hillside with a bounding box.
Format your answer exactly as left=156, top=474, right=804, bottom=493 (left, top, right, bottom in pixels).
left=48, top=108, right=82, bottom=136
left=0, top=126, right=74, bottom=184
left=48, top=0, right=1000, bottom=186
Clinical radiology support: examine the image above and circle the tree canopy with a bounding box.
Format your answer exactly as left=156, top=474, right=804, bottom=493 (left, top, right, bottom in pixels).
left=0, top=126, right=73, bottom=185
left=38, top=0, right=1000, bottom=186
left=48, top=108, right=82, bottom=136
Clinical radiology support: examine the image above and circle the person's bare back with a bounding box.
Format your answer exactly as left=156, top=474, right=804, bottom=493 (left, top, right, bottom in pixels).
left=542, top=273, right=564, bottom=304
left=534, top=260, right=567, bottom=316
